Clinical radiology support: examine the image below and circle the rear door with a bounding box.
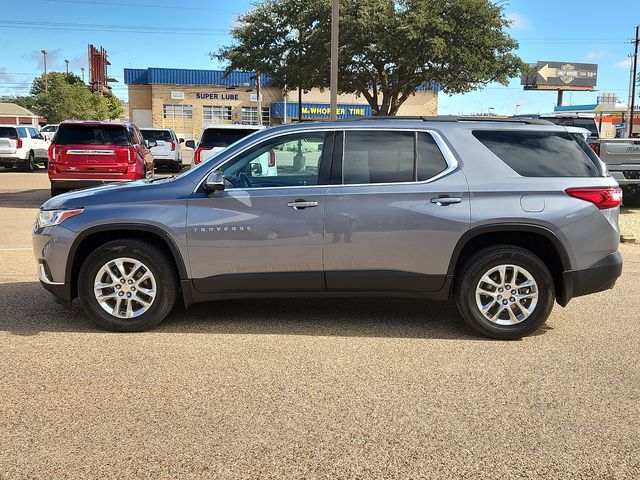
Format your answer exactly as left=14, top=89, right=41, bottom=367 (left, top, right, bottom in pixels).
left=27, top=128, right=47, bottom=158
left=323, top=129, right=470, bottom=292
left=52, top=124, right=131, bottom=174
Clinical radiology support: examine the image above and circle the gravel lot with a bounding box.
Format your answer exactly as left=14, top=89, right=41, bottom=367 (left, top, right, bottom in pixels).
left=1, top=169, right=639, bottom=479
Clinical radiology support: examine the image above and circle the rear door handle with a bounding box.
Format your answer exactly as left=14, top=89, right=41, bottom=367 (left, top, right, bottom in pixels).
left=287, top=200, right=318, bottom=210
left=430, top=196, right=462, bottom=206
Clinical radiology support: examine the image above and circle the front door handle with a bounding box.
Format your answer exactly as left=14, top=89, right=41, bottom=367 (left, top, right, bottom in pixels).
left=287, top=200, right=318, bottom=210
left=430, top=196, right=462, bottom=206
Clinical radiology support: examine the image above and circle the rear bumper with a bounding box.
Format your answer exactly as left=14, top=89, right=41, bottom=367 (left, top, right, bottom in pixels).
left=0, top=156, right=23, bottom=166
left=154, top=157, right=181, bottom=166
left=49, top=178, right=135, bottom=190
left=559, top=251, right=623, bottom=306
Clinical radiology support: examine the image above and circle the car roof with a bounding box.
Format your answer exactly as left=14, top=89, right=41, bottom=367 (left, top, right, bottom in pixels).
left=59, top=120, right=131, bottom=127
left=139, top=127, right=173, bottom=131
left=202, top=124, right=265, bottom=131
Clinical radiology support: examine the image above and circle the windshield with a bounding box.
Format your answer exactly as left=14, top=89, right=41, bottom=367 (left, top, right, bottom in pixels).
left=200, top=128, right=259, bottom=148
left=54, top=124, right=130, bottom=146
left=0, top=127, right=18, bottom=138
left=141, top=129, right=172, bottom=142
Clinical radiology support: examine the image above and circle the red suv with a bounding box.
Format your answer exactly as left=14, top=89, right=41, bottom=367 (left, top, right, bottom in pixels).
left=48, top=121, right=155, bottom=196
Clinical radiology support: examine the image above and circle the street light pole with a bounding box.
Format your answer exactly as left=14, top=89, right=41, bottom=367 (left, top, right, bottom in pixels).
left=329, top=0, right=339, bottom=121
left=65, top=59, right=69, bottom=75
left=81, top=67, right=85, bottom=83
left=41, top=50, right=48, bottom=93
left=629, top=25, right=639, bottom=137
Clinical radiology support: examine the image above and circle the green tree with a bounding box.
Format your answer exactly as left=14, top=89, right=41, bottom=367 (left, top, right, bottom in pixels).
left=218, top=0, right=524, bottom=115
left=102, top=94, right=125, bottom=120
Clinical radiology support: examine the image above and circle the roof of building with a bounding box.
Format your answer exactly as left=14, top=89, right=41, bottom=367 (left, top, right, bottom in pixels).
left=0, top=103, right=38, bottom=117
left=124, top=67, right=440, bottom=93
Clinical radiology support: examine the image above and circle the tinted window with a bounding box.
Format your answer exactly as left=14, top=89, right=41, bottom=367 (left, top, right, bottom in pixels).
left=17, top=128, right=27, bottom=138
left=141, top=129, right=172, bottom=142
left=417, top=133, right=448, bottom=180
left=28, top=128, right=40, bottom=138
left=473, top=130, right=602, bottom=177
left=41, top=125, right=57, bottom=132
left=54, top=124, right=130, bottom=146
left=0, top=127, right=17, bottom=138
left=221, top=132, right=326, bottom=188
left=201, top=128, right=258, bottom=148
left=343, top=131, right=414, bottom=184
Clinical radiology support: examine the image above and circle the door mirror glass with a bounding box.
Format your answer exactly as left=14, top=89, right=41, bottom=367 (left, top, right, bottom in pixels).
left=203, top=170, right=225, bottom=192
left=185, top=139, right=196, bottom=149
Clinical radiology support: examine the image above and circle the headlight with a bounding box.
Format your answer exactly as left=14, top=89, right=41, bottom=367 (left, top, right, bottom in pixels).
left=36, top=209, right=84, bottom=228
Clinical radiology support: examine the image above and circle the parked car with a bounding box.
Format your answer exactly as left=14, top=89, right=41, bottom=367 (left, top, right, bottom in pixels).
left=48, top=121, right=156, bottom=196
left=185, top=124, right=264, bottom=166
left=33, top=117, right=622, bottom=339
left=140, top=127, right=183, bottom=173
left=40, top=124, right=59, bottom=142
left=595, top=137, right=640, bottom=205
left=0, top=125, right=49, bottom=171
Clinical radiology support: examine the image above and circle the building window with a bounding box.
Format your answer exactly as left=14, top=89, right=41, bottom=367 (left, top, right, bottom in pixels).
left=241, top=106, right=259, bottom=125
left=163, top=104, right=192, bottom=119
left=261, top=106, right=270, bottom=126
left=203, top=105, right=232, bottom=124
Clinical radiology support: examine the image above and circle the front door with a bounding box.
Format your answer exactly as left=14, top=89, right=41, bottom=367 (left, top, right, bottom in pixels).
left=323, top=129, right=470, bottom=292
left=186, top=131, right=332, bottom=294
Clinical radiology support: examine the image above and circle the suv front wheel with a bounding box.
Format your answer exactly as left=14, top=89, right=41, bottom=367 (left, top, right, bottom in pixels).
left=78, top=239, right=178, bottom=332
left=456, top=246, right=555, bottom=340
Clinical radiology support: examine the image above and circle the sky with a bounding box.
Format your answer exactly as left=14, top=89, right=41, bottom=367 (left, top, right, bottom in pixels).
left=0, top=0, right=639, bottom=116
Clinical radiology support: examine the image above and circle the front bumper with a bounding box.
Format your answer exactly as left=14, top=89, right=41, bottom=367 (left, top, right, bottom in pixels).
left=560, top=251, right=623, bottom=306
left=33, top=224, right=75, bottom=305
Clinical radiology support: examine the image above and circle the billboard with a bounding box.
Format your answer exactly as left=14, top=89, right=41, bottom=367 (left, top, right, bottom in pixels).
left=521, top=61, right=598, bottom=91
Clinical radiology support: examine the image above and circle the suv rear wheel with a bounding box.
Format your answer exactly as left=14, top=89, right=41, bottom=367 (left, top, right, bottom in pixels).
left=78, top=239, right=178, bottom=332
left=22, top=151, right=35, bottom=172
left=455, top=246, right=555, bottom=339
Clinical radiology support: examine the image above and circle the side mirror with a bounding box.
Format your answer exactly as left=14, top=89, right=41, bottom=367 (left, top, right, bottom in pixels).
left=250, top=162, right=263, bottom=176
left=179, top=138, right=185, bottom=144
left=146, top=139, right=157, bottom=148
left=203, top=170, right=225, bottom=192
left=185, top=140, right=196, bottom=149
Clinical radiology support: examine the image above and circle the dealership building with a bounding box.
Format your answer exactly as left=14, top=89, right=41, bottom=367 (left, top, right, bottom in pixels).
left=124, top=67, right=439, bottom=140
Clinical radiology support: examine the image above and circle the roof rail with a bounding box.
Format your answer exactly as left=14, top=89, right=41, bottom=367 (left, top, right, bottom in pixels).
left=343, top=115, right=553, bottom=125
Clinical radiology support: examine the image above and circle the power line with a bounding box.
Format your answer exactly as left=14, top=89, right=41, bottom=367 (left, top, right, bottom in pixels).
left=0, top=20, right=229, bottom=35
left=43, top=0, right=239, bottom=12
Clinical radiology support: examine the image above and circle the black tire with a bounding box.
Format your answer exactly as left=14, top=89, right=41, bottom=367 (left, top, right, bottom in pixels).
left=22, top=151, right=35, bottom=172
left=455, top=245, right=555, bottom=340
left=50, top=186, right=65, bottom=197
left=78, top=239, right=178, bottom=332
left=622, top=188, right=640, bottom=208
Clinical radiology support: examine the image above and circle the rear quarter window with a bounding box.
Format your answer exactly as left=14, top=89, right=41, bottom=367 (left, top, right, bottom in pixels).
left=54, top=124, right=130, bottom=146
left=472, top=130, right=603, bottom=177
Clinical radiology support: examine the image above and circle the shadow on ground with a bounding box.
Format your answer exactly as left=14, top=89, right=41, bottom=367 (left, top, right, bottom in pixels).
left=0, top=281, right=502, bottom=340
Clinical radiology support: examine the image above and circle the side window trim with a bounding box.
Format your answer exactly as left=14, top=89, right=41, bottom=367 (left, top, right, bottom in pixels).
left=338, top=128, right=457, bottom=187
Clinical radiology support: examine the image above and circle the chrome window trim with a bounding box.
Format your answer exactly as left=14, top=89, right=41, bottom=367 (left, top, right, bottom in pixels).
left=192, top=127, right=459, bottom=193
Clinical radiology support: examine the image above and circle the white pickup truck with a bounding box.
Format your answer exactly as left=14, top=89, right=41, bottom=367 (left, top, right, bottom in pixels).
left=597, top=138, right=640, bottom=205
left=0, top=125, right=50, bottom=171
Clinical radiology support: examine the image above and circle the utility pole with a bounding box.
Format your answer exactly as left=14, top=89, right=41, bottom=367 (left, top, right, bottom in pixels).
left=629, top=25, right=639, bottom=137
left=41, top=50, right=48, bottom=93
left=329, top=0, right=339, bottom=121
left=81, top=67, right=85, bottom=82
left=64, top=59, right=69, bottom=75
left=283, top=87, right=288, bottom=124
left=256, top=72, right=262, bottom=126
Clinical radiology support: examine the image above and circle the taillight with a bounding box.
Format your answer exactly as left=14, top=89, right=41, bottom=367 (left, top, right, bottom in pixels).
left=170, top=141, right=176, bottom=152
left=16, top=138, right=22, bottom=149
left=565, top=187, right=622, bottom=209
left=128, top=146, right=136, bottom=163
left=48, top=144, right=55, bottom=162
left=194, top=146, right=212, bottom=165
left=589, top=142, right=600, bottom=156
left=268, top=150, right=275, bottom=168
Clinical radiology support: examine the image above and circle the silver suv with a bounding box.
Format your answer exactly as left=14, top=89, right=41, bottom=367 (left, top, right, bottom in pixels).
left=32, top=117, right=623, bottom=339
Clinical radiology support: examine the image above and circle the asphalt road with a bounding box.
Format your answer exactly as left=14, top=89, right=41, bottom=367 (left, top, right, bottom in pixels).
left=1, top=169, right=639, bottom=479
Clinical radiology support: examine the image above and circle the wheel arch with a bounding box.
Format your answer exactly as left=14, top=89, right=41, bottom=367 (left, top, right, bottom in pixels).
left=448, top=224, right=572, bottom=306
left=66, top=224, right=188, bottom=300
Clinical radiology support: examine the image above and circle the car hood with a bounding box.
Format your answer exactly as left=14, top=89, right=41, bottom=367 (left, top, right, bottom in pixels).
left=41, top=176, right=194, bottom=210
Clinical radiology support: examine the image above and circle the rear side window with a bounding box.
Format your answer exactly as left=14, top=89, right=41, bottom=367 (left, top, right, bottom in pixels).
left=472, top=130, right=602, bottom=177
left=342, top=131, right=449, bottom=184
left=141, top=129, right=172, bottom=142
left=201, top=128, right=258, bottom=148
left=0, top=127, right=17, bottom=138
left=54, top=124, right=130, bottom=146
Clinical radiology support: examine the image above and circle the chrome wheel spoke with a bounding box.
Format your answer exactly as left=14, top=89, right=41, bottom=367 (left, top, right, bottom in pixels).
left=94, top=257, right=156, bottom=320
left=475, top=264, right=539, bottom=326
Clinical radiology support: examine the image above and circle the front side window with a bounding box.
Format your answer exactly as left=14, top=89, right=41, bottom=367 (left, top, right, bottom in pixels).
left=342, top=130, right=448, bottom=184
left=220, top=132, right=326, bottom=188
